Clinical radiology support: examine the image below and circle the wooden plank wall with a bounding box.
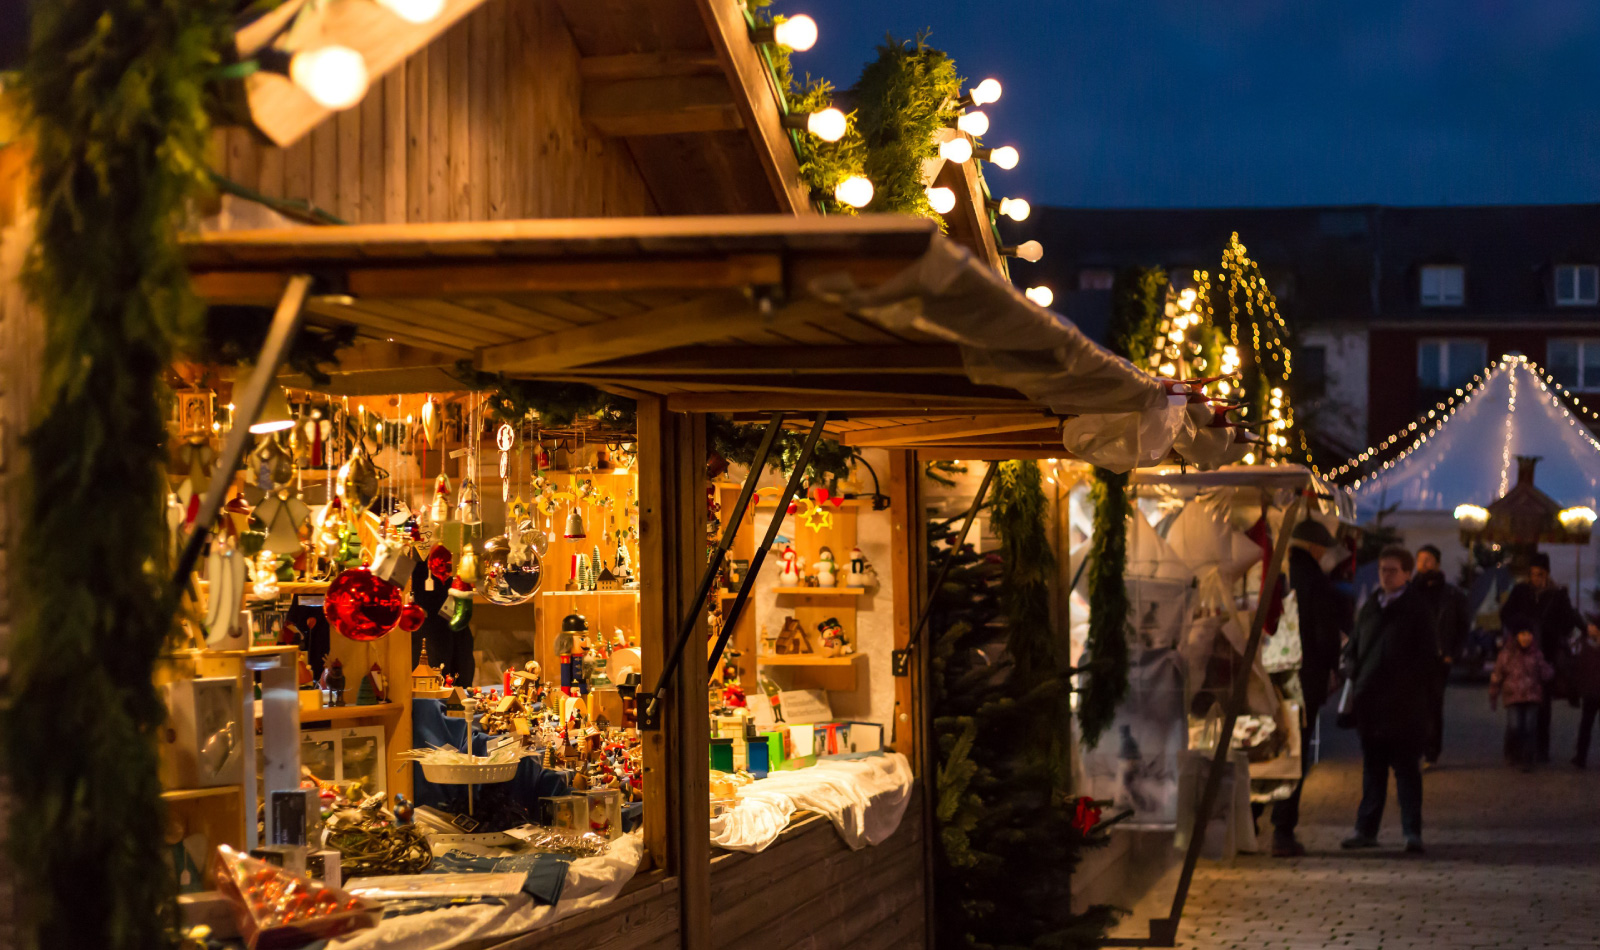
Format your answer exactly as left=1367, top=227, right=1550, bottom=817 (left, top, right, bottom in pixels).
left=213, top=0, right=657, bottom=225
left=500, top=875, right=682, bottom=950
left=707, top=795, right=928, bottom=950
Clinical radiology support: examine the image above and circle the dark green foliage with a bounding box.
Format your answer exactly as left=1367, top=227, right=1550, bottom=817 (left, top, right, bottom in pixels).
left=788, top=76, right=868, bottom=215
left=1080, top=468, right=1132, bottom=749
left=200, top=305, right=356, bottom=385
left=7, top=1, right=235, bottom=947
left=451, top=362, right=637, bottom=429
left=1108, top=266, right=1167, bottom=370
left=850, top=33, right=961, bottom=218
left=932, top=462, right=1119, bottom=949
left=706, top=415, right=855, bottom=488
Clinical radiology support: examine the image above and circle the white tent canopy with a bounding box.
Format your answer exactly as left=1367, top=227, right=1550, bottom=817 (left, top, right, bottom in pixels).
left=1351, top=357, right=1600, bottom=514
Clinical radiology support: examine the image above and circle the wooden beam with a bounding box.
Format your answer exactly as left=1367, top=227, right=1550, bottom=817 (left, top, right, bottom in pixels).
left=559, top=344, right=966, bottom=375
left=240, top=0, right=491, bottom=148
left=578, top=52, right=725, bottom=83
left=476, top=293, right=841, bottom=373
left=566, top=372, right=1021, bottom=402
left=694, top=0, right=813, bottom=215
left=583, top=76, right=743, bottom=137
left=913, top=448, right=1068, bottom=461
left=665, top=392, right=1035, bottom=413
left=842, top=413, right=1057, bottom=447
left=348, top=254, right=781, bottom=297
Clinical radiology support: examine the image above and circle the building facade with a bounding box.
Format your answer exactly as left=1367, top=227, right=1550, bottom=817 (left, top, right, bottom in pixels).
left=1010, top=204, right=1600, bottom=462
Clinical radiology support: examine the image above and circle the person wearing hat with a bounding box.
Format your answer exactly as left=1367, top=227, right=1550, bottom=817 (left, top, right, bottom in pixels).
left=1412, top=544, right=1470, bottom=766
left=1270, top=517, right=1350, bottom=857
left=1499, top=551, right=1595, bottom=762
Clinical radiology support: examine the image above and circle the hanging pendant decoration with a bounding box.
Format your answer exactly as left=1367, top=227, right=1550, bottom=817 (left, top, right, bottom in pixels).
left=429, top=472, right=453, bottom=525
left=564, top=505, right=586, bottom=540
left=420, top=395, right=444, bottom=448
left=204, top=536, right=247, bottom=649
left=324, top=568, right=405, bottom=641
left=337, top=443, right=378, bottom=516
left=480, top=534, right=541, bottom=605
left=456, top=477, right=481, bottom=525
left=497, top=423, right=515, bottom=503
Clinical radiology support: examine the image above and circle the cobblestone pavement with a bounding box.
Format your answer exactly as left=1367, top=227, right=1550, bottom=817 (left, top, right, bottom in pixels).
left=1125, top=682, right=1600, bottom=949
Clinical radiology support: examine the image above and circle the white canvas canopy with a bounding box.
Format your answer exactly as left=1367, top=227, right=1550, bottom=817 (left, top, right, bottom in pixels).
left=1351, top=357, right=1600, bottom=514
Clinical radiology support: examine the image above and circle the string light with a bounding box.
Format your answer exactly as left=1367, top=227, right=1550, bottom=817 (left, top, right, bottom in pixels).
left=1024, top=286, right=1054, bottom=307
left=1498, top=362, right=1518, bottom=496
left=977, top=145, right=1019, bottom=169
left=956, top=111, right=990, bottom=136
left=261, top=46, right=370, bottom=110
left=925, top=186, right=956, bottom=214
left=784, top=107, right=847, bottom=142
left=989, top=197, right=1031, bottom=222
left=939, top=136, right=974, bottom=164
left=1002, top=240, right=1042, bottom=263
left=374, top=0, right=444, bottom=23
left=834, top=175, right=874, bottom=208
left=751, top=14, right=819, bottom=51
left=968, top=78, right=1003, bottom=107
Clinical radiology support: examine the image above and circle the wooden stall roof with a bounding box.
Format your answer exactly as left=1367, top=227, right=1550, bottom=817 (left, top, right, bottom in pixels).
left=185, top=213, right=1112, bottom=451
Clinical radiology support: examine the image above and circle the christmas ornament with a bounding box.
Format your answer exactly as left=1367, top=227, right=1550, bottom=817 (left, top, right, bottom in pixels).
left=337, top=444, right=378, bottom=515
left=250, top=438, right=295, bottom=493
left=778, top=546, right=802, bottom=586
left=370, top=536, right=417, bottom=587
left=801, top=502, right=833, bottom=533
left=456, top=477, right=481, bottom=525
left=425, top=544, right=454, bottom=586
left=428, top=473, right=453, bottom=525
left=846, top=546, right=874, bottom=588
left=480, top=535, right=542, bottom=605
left=420, top=395, right=443, bottom=448
left=205, top=535, right=247, bottom=649
left=395, top=603, right=426, bottom=633
left=813, top=546, right=837, bottom=587
left=457, top=542, right=480, bottom=585
left=447, top=578, right=474, bottom=631
left=324, top=568, right=404, bottom=641
left=564, top=505, right=586, bottom=539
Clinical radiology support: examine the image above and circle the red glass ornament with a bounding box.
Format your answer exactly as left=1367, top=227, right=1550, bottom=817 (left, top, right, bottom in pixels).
left=323, top=568, right=403, bottom=641
left=426, top=544, right=454, bottom=583
left=396, top=603, right=426, bottom=632
left=786, top=502, right=798, bottom=514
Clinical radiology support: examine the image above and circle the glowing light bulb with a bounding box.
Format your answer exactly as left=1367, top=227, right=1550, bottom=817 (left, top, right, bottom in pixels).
left=1178, top=288, right=1198, bottom=308
left=939, top=136, right=973, bottom=163
left=1159, top=362, right=1176, bottom=377
left=1024, top=286, right=1054, bottom=307
left=806, top=107, right=847, bottom=142
left=772, top=14, right=818, bottom=51
left=970, top=78, right=1003, bottom=106
left=1168, top=329, right=1184, bottom=343
left=925, top=186, right=956, bottom=214
left=375, top=0, right=444, bottom=23
left=956, top=110, right=989, bottom=136
left=834, top=175, right=874, bottom=208
left=984, top=145, right=1019, bottom=169
left=997, top=197, right=1030, bottom=221
left=1005, top=240, right=1042, bottom=263
left=290, top=46, right=369, bottom=110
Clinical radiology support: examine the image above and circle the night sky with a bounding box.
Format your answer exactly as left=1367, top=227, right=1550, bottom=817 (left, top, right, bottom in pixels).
left=791, top=0, right=1600, bottom=208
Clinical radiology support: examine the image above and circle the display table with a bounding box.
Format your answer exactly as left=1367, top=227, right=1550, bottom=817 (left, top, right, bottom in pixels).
left=709, top=752, right=914, bottom=853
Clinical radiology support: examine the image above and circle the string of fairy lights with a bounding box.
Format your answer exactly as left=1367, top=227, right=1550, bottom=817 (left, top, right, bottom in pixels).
left=1332, top=354, right=1600, bottom=492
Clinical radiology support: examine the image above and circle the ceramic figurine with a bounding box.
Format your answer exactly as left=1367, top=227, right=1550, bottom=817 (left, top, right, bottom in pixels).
left=846, top=546, right=873, bottom=587
left=814, top=546, right=837, bottom=587
left=778, top=546, right=803, bottom=586
left=817, top=617, right=852, bottom=657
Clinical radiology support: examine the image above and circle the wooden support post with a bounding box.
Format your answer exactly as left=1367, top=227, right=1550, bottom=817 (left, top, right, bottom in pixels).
left=636, top=397, right=710, bottom=948
left=888, top=448, right=934, bottom=949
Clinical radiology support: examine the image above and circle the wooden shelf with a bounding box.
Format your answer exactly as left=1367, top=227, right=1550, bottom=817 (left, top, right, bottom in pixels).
left=541, top=588, right=639, bottom=597
left=758, top=654, right=862, bottom=667
left=162, top=786, right=242, bottom=803
left=296, top=702, right=405, bottom=725
left=771, top=587, right=866, bottom=597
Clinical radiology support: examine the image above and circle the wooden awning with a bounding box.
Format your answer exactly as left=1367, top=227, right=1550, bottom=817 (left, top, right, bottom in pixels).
left=185, top=214, right=1162, bottom=453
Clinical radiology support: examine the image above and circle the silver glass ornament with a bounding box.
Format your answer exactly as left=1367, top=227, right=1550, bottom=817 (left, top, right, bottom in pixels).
left=481, top=534, right=542, bottom=605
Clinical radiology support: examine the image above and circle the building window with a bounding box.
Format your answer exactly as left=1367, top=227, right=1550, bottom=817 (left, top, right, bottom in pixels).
left=1418, top=338, right=1488, bottom=392
left=1555, top=265, right=1599, bottom=306
left=1419, top=265, right=1465, bottom=307
left=1548, top=339, right=1600, bottom=391
left=1078, top=268, right=1114, bottom=291
left=1298, top=345, right=1327, bottom=398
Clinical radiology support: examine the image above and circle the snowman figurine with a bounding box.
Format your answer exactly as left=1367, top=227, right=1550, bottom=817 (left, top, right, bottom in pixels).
left=813, top=546, right=838, bottom=588
left=846, top=546, right=873, bottom=588
left=778, top=546, right=803, bottom=586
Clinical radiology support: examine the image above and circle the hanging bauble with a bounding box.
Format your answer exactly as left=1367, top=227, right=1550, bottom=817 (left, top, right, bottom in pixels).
left=429, top=472, right=452, bottom=524
left=337, top=444, right=378, bottom=515
left=458, top=541, right=480, bottom=585
left=480, top=534, right=542, bottom=605
left=324, top=568, right=404, bottom=641
left=456, top=477, right=481, bottom=524
left=520, top=519, right=549, bottom=557
left=251, top=437, right=295, bottom=493
left=396, top=603, right=426, bottom=632
left=564, top=506, right=586, bottom=539
left=420, top=396, right=444, bottom=448
left=426, top=543, right=454, bottom=583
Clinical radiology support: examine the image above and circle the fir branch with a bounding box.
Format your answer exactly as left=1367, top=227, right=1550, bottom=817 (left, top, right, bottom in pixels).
left=706, top=414, right=855, bottom=487
left=1081, top=467, right=1132, bottom=748
left=199, top=305, right=356, bottom=385
left=450, top=362, right=637, bottom=429
left=7, top=1, right=236, bottom=947
left=850, top=32, right=961, bottom=219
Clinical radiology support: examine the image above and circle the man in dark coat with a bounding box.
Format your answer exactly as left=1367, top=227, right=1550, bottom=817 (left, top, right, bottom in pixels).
left=1342, top=545, right=1437, bottom=854
left=1412, top=544, right=1470, bottom=765
left=1270, top=518, right=1349, bottom=857
left=1499, top=551, right=1594, bottom=762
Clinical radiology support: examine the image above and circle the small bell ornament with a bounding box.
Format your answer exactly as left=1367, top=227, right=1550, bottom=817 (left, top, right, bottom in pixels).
left=458, top=541, right=480, bottom=585
left=456, top=478, right=482, bottom=525
left=564, top=505, right=586, bottom=540
left=429, top=473, right=453, bottom=525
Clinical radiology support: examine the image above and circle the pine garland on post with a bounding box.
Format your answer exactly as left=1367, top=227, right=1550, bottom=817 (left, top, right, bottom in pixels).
left=850, top=33, right=961, bottom=219
left=1081, top=467, right=1132, bottom=748
left=932, top=461, right=1118, bottom=948
left=6, top=2, right=233, bottom=947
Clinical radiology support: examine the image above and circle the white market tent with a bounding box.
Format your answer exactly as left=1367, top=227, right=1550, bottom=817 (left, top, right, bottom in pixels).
left=1349, top=356, right=1600, bottom=514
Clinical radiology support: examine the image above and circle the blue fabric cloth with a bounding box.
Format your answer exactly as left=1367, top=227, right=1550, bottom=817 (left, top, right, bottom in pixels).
left=410, top=699, right=568, bottom=822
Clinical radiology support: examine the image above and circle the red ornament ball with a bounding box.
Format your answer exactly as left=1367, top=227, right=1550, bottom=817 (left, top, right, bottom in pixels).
left=396, top=603, right=427, bottom=632
left=324, top=568, right=403, bottom=641
left=426, top=544, right=454, bottom=583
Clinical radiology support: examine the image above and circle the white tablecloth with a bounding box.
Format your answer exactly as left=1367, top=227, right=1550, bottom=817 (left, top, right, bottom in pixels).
left=709, top=752, right=915, bottom=853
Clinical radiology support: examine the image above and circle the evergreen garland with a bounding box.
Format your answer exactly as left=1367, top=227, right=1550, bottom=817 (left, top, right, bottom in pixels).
left=7, top=1, right=233, bottom=947
left=200, top=305, right=356, bottom=385
left=932, top=461, right=1117, bottom=949
left=851, top=33, right=961, bottom=219
left=1080, top=467, right=1131, bottom=749
left=787, top=77, right=868, bottom=215
left=1108, top=266, right=1167, bottom=370
left=706, top=414, right=855, bottom=487
left=451, top=362, right=638, bottom=429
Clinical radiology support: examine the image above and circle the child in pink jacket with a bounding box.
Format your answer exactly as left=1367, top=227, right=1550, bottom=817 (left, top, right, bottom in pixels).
left=1491, top=620, right=1555, bottom=771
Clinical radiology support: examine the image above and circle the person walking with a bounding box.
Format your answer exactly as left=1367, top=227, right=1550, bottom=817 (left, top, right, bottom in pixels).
left=1341, top=545, right=1437, bottom=854
left=1489, top=618, right=1554, bottom=772
left=1412, top=544, right=1470, bottom=766
left=1499, top=551, right=1594, bottom=762
left=1570, top=623, right=1600, bottom=768
left=1270, top=519, right=1348, bottom=858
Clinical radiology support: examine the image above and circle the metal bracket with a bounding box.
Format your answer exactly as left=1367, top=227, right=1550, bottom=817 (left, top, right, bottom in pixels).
left=891, top=648, right=912, bottom=678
